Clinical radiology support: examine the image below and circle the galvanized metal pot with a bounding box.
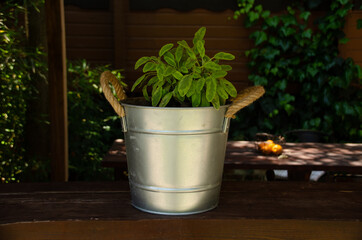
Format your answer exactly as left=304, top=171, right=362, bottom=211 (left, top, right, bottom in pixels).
left=100, top=71, right=265, bottom=215
left=122, top=103, right=230, bottom=215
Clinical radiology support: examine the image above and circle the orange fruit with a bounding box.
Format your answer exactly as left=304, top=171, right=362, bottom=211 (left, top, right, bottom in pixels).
left=272, top=144, right=283, bottom=155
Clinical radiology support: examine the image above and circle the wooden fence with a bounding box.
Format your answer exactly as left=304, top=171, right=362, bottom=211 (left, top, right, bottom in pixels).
left=64, top=1, right=362, bottom=92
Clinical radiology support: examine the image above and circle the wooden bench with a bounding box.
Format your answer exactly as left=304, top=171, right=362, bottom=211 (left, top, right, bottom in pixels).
left=102, top=139, right=362, bottom=180
left=1, top=181, right=361, bottom=239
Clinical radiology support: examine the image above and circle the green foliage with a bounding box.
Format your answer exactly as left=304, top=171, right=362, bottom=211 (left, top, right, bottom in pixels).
left=0, top=2, right=47, bottom=183
left=67, top=60, right=125, bottom=181
left=233, top=0, right=361, bottom=142
left=132, top=27, right=237, bottom=109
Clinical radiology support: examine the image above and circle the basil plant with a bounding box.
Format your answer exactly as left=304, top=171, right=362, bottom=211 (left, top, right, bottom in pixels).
left=132, top=27, right=237, bottom=109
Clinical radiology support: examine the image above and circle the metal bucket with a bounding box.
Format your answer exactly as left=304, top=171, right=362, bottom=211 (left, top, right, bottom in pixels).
left=100, top=71, right=265, bottom=215
left=121, top=103, right=230, bottom=215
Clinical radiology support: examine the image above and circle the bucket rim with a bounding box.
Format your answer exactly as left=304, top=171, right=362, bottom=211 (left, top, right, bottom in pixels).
left=121, top=101, right=230, bottom=111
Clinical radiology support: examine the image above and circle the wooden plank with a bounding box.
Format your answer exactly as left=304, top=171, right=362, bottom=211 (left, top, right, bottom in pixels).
left=126, top=25, right=251, bottom=38
left=45, top=0, right=68, bottom=182
left=113, top=0, right=128, bottom=68
left=126, top=10, right=244, bottom=26
left=66, top=49, right=113, bottom=61
left=101, top=140, right=362, bottom=173
left=65, top=9, right=112, bottom=24
left=65, top=23, right=113, bottom=36
left=126, top=37, right=252, bottom=50
left=66, top=36, right=113, bottom=48
left=1, top=219, right=361, bottom=240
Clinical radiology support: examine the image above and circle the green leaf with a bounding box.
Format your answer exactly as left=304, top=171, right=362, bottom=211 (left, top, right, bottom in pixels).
left=178, top=75, right=193, bottom=97
left=147, top=76, right=158, bottom=86
left=186, top=48, right=197, bottom=59
left=280, top=27, right=296, bottom=36
left=143, top=62, right=157, bottom=73
left=261, top=10, right=270, bottom=19
left=213, top=52, right=235, bottom=60
left=159, top=43, right=174, bottom=57
left=159, top=92, right=173, bottom=107
left=339, top=37, right=349, bottom=44
left=358, top=19, right=362, bottom=29
left=164, top=66, right=175, bottom=76
left=131, top=74, right=146, bottom=91
left=177, top=40, right=190, bottom=49
left=220, top=65, right=232, bottom=71
left=191, top=93, right=201, bottom=107
left=249, top=11, right=259, bottom=22
left=206, top=77, right=217, bottom=102
left=251, top=31, right=267, bottom=45
left=200, top=93, right=210, bottom=107
left=175, top=45, right=184, bottom=63
left=265, top=16, right=279, bottom=28
left=211, top=94, right=220, bottom=110
left=186, top=81, right=196, bottom=97
left=217, top=84, right=228, bottom=99
left=204, top=61, right=222, bottom=70
left=180, top=66, right=188, bottom=73
left=196, top=40, right=205, bottom=57
left=302, top=29, right=312, bottom=39
left=164, top=56, right=176, bottom=67
left=193, top=27, right=206, bottom=44
left=142, top=85, right=150, bottom=101
left=195, top=77, right=206, bottom=92
left=220, top=78, right=237, bottom=97
left=135, top=57, right=150, bottom=70
left=152, top=86, right=163, bottom=106
left=299, top=11, right=311, bottom=21
left=212, top=70, right=227, bottom=78
left=172, top=71, right=183, bottom=80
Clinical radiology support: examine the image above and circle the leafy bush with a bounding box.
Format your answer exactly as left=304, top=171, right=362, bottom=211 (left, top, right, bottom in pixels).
left=232, top=0, right=362, bottom=142
left=132, top=27, right=237, bottom=109
left=0, top=2, right=47, bottom=183
left=67, top=60, right=125, bottom=181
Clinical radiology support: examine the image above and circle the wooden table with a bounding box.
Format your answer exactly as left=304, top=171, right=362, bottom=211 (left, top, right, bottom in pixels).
left=0, top=181, right=361, bottom=239
left=102, top=139, right=362, bottom=180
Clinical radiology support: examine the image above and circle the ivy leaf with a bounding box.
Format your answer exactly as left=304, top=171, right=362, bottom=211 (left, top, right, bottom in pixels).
left=281, top=27, right=296, bottom=36
left=250, top=31, right=267, bottom=45
left=159, top=92, right=173, bottom=107
left=159, top=43, right=174, bottom=57
left=206, top=77, right=217, bottom=102
left=178, top=75, right=193, bottom=97
left=265, top=16, right=279, bottom=28
left=213, top=52, right=235, bottom=60
left=302, top=29, right=312, bottom=39
left=248, top=11, right=259, bottom=22
left=300, top=11, right=311, bottom=21
left=358, top=19, right=362, bottom=29
left=135, top=57, right=150, bottom=70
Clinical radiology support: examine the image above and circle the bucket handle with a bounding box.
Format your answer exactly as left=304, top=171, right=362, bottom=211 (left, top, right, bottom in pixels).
left=224, top=85, right=265, bottom=119
left=100, top=71, right=127, bottom=118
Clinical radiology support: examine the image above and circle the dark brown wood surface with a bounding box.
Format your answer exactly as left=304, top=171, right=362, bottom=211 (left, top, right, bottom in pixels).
left=102, top=139, right=362, bottom=173
left=45, top=0, right=68, bottom=181
left=0, top=181, right=361, bottom=239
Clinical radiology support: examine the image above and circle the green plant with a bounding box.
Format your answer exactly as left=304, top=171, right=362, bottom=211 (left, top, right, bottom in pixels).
left=131, top=27, right=237, bottom=109
left=1, top=1, right=47, bottom=183
left=67, top=60, right=126, bottom=181
left=232, top=0, right=361, bottom=142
